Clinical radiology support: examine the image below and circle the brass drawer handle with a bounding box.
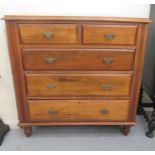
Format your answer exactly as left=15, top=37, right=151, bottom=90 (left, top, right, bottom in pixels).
left=43, top=32, right=54, bottom=38
left=45, top=57, right=56, bottom=64
left=48, top=109, right=59, bottom=115
left=103, top=58, right=113, bottom=64
left=100, top=109, right=109, bottom=115
left=104, top=33, right=115, bottom=40
left=47, top=83, right=57, bottom=89
left=101, top=84, right=111, bottom=90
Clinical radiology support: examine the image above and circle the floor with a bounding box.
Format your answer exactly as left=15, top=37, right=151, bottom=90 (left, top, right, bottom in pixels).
left=0, top=116, right=155, bottom=151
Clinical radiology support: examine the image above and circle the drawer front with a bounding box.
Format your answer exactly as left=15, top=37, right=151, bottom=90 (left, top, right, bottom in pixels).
left=22, top=49, right=134, bottom=71
left=26, top=74, right=132, bottom=97
left=18, top=24, right=77, bottom=44
left=28, top=100, right=129, bottom=122
left=83, top=24, right=138, bottom=45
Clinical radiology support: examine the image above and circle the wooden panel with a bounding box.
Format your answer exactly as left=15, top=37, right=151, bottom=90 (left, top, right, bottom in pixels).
left=3, top=15, right=151, bottom=23
left=22, top=49, right=135, bottom=71
left=130, top=24, right=149, bottom=121
left=83, top=24, right=138, bottom=45
left=18, top=24, right=77, bottom=44
left=5, top=21, right=27, bottom=121
left=26, top=74, right=132, bottom=97
left=28, top=100, right=129, bottom=122
left=19, top=121, right=136, bottom=126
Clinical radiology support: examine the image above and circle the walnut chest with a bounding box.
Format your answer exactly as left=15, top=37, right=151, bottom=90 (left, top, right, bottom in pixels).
left=3, top=16, right=150, bottom=137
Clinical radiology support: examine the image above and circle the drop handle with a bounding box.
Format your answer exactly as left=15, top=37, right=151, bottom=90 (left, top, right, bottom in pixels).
left=100, top=109, right=109, bottom=115
left=45, top=57, right=56, bottom=64
left=104, top=33, right=115, bottom=40
left=47, top=83, right=57, bottom=89
left=101, top=84, right=112, bottom=90
left=48, top=109, right=59, bottom=115
left=103, top=58, right=113, bottom=64
left=43, top=32, right=54, bottom=38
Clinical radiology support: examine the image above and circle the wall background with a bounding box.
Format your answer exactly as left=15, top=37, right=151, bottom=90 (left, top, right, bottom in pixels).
left=0, top=2, right=151, bottom=128
left=143, top=5, right=155, bottom=95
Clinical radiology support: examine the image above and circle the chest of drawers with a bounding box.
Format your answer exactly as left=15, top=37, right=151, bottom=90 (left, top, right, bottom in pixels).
left=3, top=16, right=150, bottom=137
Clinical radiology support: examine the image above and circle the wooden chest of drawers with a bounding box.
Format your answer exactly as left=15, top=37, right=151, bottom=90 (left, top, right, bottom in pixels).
left=3, top=16, right=150, bottom=137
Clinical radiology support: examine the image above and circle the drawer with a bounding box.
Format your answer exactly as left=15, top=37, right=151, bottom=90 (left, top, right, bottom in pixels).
left=18, top=24, right=77, bottom=44
left=26, top=74, right=132, bottom=97
left=28, top=100, right=129, bottom=122
left=22, top=49, right=134, bottom=71
left=83, top=24, right=138, bottom=45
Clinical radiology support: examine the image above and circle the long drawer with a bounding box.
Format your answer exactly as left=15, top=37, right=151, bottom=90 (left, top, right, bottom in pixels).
left=83, top=24, right=138, bottom=45
left=28, top=100, right=129, bottom=122
left=22, top=49, right=135, bottom=71
left=18, top=24, right=77, bottom=44
left=26, top=74, right=132, bottom=97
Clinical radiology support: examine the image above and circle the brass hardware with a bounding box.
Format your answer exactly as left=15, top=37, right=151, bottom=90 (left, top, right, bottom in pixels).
left=48, top=109, right=59, bottom=115
left=45, top=57, right=56, bottom=64
left=104, top=33, right=115, bottom=40
left=101, top=84, right=111, bottom=90
left=103, top=58, right=113, bottom=64
left=47, top=83, right=57, bottom=89
left=43, top=32, right=54, bottom=38
left=100, top=109, right=109, bottom=115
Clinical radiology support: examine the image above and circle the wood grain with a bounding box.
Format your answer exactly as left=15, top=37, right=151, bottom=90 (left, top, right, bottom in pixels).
left=19, top=121, right=136, bottom=126
left=18, top=24, right=78, bottom=44
left=83, top=24, right=138, bottom=45
left=28, top=100, right=129, bottom=122
left=3, top=15, right=151, bottom=23
left=4, top=16, right=150, bottom=136
left=26, top=73, right=132, bottom=97
left=22, top=49, right=135, bottom=71
left=5, top=21, right=28, bottom=121
left=130, top=24, right=149, bottom=121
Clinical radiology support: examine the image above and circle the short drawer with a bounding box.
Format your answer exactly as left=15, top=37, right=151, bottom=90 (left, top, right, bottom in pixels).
left=83, top=24, right=138, bottom=45
left=22, top=49, right=134, bottom=71
left=28, top=100, right=129, bottom=122
left=18, top=24, right=77, bottom=44
left=26, top=74, right=132, bottom=97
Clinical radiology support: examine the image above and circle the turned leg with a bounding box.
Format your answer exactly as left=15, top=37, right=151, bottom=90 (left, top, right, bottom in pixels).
left=146, top=109, right=155, bottom=138
left=23, top=126, right=32, bottom=137
left=122, top=126, right=131, bottom=136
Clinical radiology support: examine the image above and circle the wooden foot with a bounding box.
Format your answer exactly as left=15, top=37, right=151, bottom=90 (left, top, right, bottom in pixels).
left=23, top=126, right=32, bottom=137
left=122, top=126, right=131, bottom=136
